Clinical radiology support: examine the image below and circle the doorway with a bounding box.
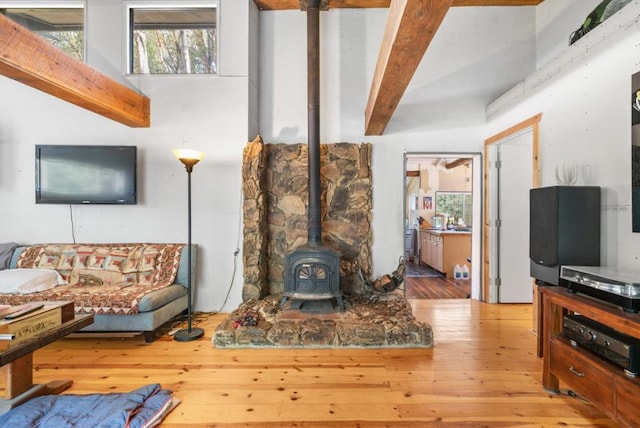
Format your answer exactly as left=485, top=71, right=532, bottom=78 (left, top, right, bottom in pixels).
left=404, top=153, right=481, bottom=299
left=483, top=114, right=542, bottom=304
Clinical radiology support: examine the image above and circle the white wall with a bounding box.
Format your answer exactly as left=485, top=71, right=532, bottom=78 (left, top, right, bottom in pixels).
left=488, top=1, right=640, bottom=269
left=0, top=0, right=255, bottom=312
left=259, top=1, right=640, bottom=296
left=4, top=0, right=632, bottom=311
left=259, top=7, right=537, bottom=300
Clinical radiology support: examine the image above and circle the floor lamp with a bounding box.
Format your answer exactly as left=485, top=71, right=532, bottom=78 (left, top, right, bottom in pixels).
left=173, top=148, right=205, bottom=342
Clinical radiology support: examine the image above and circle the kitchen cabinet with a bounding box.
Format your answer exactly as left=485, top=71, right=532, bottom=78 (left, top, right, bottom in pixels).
left=419, top=232, right=430, bottom=266
left=434, top=239, right=443, bottom=272
left=420, top=232, right=442, bottom=271
left=420, top=230, right=470, bottom=278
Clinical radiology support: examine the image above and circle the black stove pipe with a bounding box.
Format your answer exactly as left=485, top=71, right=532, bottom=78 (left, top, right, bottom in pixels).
left=307, top=0, right=322, bottom=246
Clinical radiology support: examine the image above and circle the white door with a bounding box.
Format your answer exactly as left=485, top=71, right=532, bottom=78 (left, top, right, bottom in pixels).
left=488, top=145, right=500, bottom=303
left=491, top=130, right=533, bottom=303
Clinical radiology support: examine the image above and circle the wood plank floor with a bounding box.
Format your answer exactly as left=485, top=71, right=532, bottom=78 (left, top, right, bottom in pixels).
left=405, top=276, right=471, bottom=299
left=2, top=300, right=614, bottom=427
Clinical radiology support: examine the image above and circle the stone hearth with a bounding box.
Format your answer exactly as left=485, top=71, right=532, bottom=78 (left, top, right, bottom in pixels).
left=233, top=137, right=433, bottom=348
left=213, top=292, right=433, bottom=348
left=242, top=136, right=372, bottom=301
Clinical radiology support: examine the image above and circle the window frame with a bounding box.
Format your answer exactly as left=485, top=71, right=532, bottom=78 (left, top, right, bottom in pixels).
left=435, top=191, right=473, bottom=227
left=124, top=0, right=219, bottom=76
left=0, top=0, right=86, bottom=61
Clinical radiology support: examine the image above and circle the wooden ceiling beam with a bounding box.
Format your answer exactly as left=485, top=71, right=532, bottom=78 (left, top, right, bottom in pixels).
left=363, top=0, right=542, bottom=135
left=254, top=0, right=543, bottom=10
left=0, top=15, right=150, bottom=128
left=364, top=0, right=452, bottom=136
left=254, top=0, right=544, bottom=136
left=445, top=158, right=470, bottom=169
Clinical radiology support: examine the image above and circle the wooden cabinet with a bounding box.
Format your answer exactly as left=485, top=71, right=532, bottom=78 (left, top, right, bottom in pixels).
left=429, top=234, right=443, bottom=272
left=549, top=336, right=615, bottom=414
left=538, top=286, right=640, bottom=427
left=432, top=237, right=443, bottom=272
left=419, top=231, right=469, bottom=277
left=419, top=232, right=429, bottom=266
left=419, top=232, right=428, bottom=267
left=616, top=375, right=640, bottom=427
left=420, top=232, right=442, bottom=272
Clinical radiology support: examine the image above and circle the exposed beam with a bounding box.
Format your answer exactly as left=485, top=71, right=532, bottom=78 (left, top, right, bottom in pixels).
left=254, top=0, right=543, bottom=10
left=364, top=0, right=452, bottom=136
left=255, top=0, right=544, bottom=135
left=0, top=15, right=150, bottom=128
left=445, top=158, right=471, bottom=169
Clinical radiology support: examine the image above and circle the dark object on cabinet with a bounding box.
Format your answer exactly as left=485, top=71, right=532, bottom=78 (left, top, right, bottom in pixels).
left=529, top=186, right=600, bottom=285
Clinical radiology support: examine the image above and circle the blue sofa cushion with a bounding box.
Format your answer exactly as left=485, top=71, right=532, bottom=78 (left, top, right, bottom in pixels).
left=0, top=242, right=19, bottom=270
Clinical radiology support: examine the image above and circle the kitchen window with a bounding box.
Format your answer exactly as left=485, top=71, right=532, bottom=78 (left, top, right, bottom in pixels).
left=435, top=191, right=472, bottom=227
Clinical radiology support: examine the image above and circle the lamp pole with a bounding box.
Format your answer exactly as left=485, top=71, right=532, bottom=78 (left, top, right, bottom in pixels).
left=173, top=149, right=205, bottom=342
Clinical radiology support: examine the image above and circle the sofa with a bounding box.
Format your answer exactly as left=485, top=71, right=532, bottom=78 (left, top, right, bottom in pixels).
left=0, top=243, right=195, bottom=342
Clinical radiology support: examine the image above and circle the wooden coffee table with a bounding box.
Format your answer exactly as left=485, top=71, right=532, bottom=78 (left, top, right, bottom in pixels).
left=0, top=312, right=93, bottom=413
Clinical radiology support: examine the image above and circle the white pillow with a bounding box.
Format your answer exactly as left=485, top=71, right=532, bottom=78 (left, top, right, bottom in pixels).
left=0, top=269, right=66, bottom=294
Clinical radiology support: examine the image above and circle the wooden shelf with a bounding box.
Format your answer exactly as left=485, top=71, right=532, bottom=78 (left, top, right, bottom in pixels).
left=538, top=286, right=640, bottom=427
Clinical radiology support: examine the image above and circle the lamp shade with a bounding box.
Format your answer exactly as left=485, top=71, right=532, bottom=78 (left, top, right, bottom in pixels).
left=173, top=149, right=204, bottom=162
left=173, top=149, right=204, bottom=172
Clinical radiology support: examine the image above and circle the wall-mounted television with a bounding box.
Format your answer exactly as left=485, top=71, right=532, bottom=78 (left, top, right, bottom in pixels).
left=35, top=145, right=137, bottom=205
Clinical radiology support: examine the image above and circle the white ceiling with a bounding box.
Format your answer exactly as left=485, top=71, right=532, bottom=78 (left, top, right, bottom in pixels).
left=386, top=5, right=538, bottom=133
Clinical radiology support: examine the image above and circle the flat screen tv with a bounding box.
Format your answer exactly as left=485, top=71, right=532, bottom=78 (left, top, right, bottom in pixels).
left=35, top=145, right=137, bottom=205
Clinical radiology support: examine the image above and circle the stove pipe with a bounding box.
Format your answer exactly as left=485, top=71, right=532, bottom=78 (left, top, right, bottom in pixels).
left=306, top=0, right=322, bottom=246
left=280, top=0, right=342, bottom=311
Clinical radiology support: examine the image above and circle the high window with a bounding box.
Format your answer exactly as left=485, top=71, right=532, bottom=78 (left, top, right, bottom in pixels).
left=0, top=4, right=85, bottom=61
left=128, top=4, right=217, bottom=74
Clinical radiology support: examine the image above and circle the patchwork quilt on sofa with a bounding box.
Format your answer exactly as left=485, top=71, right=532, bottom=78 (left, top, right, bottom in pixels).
left=0, top=244, right=185, bottom=315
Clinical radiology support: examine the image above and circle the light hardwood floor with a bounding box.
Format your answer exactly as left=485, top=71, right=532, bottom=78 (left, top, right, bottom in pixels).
left=3, top=299, right=613, bottom=427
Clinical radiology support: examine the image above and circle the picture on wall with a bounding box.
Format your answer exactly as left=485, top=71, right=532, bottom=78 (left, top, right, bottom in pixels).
left=422, top=196, right=433, bottom=210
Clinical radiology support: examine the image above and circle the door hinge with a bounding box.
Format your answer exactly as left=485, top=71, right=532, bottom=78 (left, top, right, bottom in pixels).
left=495, top=160, right=502, bottom=169
left=495, top=277, right=502, bottom=287
left=495, top=219, right=502, bottom=228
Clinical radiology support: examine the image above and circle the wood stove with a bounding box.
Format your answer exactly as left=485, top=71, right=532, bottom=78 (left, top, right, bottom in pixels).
left=283, top=245, right=342, bottom=310
left=280, top=0, right=343, bottom=311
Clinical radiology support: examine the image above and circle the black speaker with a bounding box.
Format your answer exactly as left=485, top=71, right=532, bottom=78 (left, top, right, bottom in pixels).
left=529, top=186, right=600, bottom=285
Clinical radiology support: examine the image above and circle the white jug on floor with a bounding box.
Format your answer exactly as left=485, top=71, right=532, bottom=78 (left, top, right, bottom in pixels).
left=454, top=264, right=462, bottom=279
left=461, top=264, right=469, bottom=280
